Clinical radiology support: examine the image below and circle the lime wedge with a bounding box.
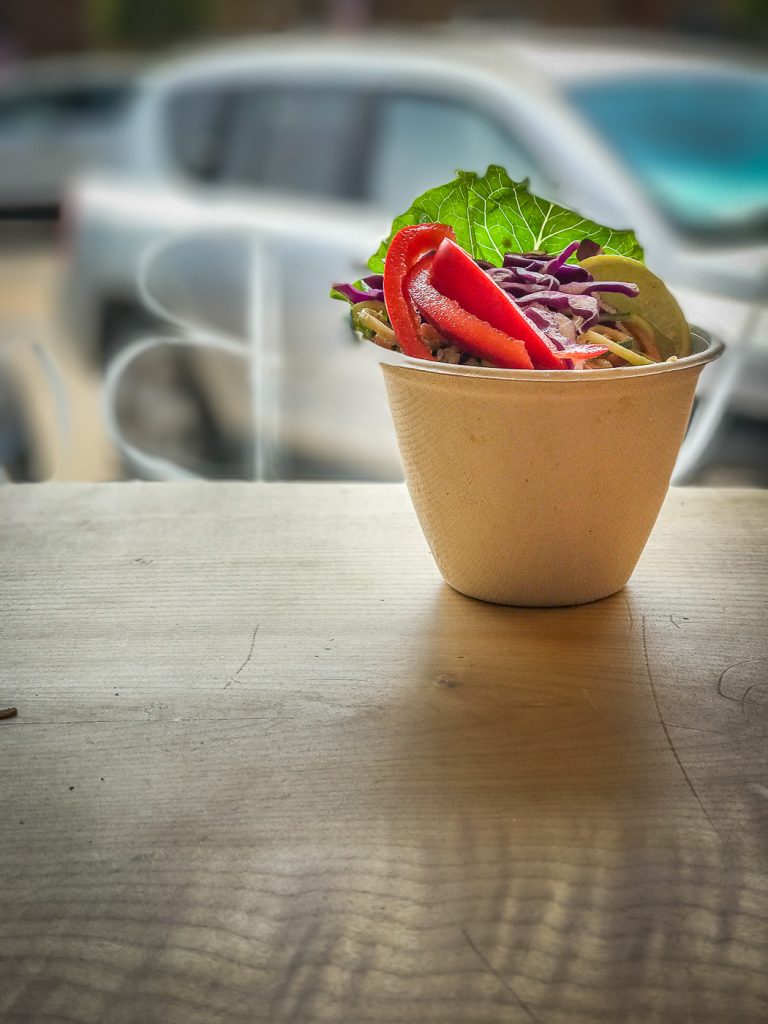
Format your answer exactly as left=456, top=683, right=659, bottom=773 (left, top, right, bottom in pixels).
left=580, top=254, right=690, bottom=358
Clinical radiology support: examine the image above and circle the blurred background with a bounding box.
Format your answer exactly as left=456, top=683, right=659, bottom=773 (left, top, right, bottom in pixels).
left=0, top=0, right=766, bottom=484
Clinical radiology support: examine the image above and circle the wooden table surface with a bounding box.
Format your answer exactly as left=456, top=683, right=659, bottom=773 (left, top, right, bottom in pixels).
left=2, top=483, right=767, bottom=1024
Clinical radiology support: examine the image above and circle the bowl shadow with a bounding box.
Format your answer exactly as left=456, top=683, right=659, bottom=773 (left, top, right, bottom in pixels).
left=371, top=582, right=671, bottom=838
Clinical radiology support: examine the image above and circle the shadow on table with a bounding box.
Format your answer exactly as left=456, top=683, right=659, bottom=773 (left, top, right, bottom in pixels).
left=376, top=582, right=670, bottom=834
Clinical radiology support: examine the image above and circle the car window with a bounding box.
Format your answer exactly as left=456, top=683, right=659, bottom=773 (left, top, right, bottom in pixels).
left=166, top=84, right=240, bottom=182
left=568, top=73, right=768, bottom=241
left=367, top=93, right=551, bottom=212
left=0, top=95, right=42, bottom=134
left=222, top=85, right=366, bottom=200
left=0, top=84, right=132, bottom=136
left=50, top=84, right=134, bottom=120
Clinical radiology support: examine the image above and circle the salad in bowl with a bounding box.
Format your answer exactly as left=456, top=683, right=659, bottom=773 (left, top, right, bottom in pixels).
left=332, top=165, right=691, bottom=373
left=329, top=167, right=723, bottom=606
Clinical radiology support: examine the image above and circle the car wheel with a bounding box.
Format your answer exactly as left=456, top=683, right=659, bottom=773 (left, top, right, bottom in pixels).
left=99, top=298, right=162, bottom=366
left=100, top=299, right=252, bottom=479
left=0, top=366, right=41, bottom=481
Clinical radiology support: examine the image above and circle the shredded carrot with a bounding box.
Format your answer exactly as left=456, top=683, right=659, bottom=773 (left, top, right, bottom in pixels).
left=583, top=330, right=655, bottom=366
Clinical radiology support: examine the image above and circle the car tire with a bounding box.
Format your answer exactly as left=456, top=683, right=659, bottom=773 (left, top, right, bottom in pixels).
left=0, top=366, right=42, bottom=482
left=98, top=297, right=162, bottom=367
left=99, top=298, right=251, bottom=479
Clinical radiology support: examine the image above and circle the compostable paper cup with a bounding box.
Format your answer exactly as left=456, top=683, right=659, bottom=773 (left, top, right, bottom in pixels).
left=381, top=328, right=723, bottom=606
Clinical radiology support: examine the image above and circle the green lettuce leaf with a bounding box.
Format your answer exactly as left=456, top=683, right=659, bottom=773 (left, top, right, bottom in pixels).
left=368, top=165, right=644, bottom=272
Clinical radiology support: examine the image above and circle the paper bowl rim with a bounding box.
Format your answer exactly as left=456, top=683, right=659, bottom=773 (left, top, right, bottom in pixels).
left=378, top=325, right=724, bottom=382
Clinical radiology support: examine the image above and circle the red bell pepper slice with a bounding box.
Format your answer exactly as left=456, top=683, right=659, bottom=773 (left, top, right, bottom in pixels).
left=430, top=238, right=566, bottom=369
left=406, top=255, right=534, bottom=370
left=383, top=224, right=456, bottom=360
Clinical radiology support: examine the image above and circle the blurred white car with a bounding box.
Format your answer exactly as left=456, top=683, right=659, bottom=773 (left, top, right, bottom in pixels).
left=59, top=31, right=768, bottom=479
left=0, top=57, right=137, bottom=213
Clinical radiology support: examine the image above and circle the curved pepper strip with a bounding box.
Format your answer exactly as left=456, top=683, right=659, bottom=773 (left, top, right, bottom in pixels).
left=555, top=344, right=610, bottom=363
left=407, top=255, right=534, bottom=370
left=430, top=238, right=566, bottom=369
left=383, top=224, right=456, bottom=360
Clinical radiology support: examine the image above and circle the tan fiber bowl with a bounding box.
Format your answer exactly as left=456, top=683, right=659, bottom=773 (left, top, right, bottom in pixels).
left=381, top=329, right=723, bottom=606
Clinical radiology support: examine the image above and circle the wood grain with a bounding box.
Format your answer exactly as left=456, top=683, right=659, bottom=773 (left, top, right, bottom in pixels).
left=1, top=483, right=767, bottom=1024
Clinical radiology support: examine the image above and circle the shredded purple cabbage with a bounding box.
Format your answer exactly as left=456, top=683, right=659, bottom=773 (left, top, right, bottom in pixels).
left=576, top=239, right=602, bottom=262
left=550, top=263, right=591, bottom=284
left=559, top=281, right=639, bottom=297
left=332, top=274, right=384, bottom=304
left=481, top=240, right=638, bottom=346
left=515, top=290, right=602, bottom=327
left=544, top=240, right=581, bottom=276
left=335, top=239, right=639, bottom=363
